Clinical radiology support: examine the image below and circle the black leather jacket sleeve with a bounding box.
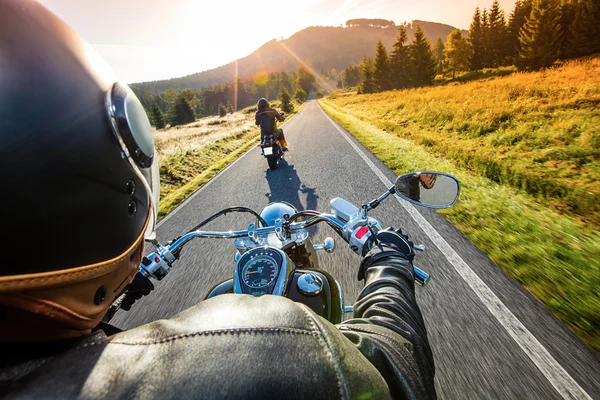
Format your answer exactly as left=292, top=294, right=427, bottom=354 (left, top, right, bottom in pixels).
left=338, top=246, right=436, bottom=399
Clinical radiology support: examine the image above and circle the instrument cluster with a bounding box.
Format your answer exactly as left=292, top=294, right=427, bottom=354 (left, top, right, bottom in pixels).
left=235, top=247, right=286, bottom=296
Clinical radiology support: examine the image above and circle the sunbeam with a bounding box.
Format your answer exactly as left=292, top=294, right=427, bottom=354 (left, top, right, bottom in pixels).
left=276, top=41, right=335, bottom=93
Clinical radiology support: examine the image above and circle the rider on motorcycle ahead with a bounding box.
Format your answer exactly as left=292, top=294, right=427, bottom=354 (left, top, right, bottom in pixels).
left=0, top=2, right=435, bottom=399
left=255, top=97, right=289, bottom=151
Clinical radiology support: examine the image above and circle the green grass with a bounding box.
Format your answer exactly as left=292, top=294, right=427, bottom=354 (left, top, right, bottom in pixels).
left=319, top=98, right=600, bottom=352
left=207, top=119, right=226, bottom=126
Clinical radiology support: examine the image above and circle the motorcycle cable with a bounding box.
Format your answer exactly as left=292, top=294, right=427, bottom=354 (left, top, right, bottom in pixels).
left=295, top=215, right=345, bottom=237
left=286, top=210, right=321, bottom=221
left=186, top=207, right=268, bottom=233
left=280, top=210, right=321, bottom=238
left=164, top=208, right=269, bottom=256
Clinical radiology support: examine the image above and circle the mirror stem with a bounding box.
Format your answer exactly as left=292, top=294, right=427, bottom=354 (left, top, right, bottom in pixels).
left=367, top=186, right=395, bottom=210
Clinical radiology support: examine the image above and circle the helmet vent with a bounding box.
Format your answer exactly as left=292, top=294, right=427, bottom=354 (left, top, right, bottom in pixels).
left=126, top=179, right=136, bottom=196
left=128, top=200, right=137, bottom=216
left=94, top=286, right=107, bottom=305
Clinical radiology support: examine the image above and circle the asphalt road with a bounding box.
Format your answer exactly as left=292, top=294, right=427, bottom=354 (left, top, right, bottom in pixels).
left=114, top=100, right=600, bottom=399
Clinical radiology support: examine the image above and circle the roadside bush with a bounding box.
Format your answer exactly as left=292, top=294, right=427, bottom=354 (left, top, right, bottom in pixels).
left=218, top=104, right=227, bottom=117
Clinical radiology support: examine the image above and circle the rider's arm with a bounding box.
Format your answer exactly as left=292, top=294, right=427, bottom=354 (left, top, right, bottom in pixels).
left=338, top=237, right=436, bottom=399
left=271, top=108, right=285, bottom=121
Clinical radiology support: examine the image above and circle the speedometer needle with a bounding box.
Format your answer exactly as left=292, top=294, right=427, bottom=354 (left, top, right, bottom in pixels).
left=246, top=271, right=259, bottom=275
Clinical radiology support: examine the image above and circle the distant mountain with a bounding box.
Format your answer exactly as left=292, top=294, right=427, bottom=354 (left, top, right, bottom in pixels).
left=133, top=20, right=467, bottom=94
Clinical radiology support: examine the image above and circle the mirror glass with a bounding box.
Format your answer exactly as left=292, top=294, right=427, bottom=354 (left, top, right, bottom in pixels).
left=394, top=172, right=460, bottom=208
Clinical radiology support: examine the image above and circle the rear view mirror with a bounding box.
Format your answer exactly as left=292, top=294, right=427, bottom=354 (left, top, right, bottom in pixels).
left=394, top=172, right=460, bottom=208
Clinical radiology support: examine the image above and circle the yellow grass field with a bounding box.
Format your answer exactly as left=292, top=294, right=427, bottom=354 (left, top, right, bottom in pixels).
left=319, top=58, right=600, bottom=351
left=327, top=58, right=600, bottom=227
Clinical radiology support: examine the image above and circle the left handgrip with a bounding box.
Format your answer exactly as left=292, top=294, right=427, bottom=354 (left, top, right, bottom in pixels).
left=139, top=250, right=176, bottom=280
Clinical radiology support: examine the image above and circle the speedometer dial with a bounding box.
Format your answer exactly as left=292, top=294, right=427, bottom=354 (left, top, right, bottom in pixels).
left=242, top=255, right=279, bottom=289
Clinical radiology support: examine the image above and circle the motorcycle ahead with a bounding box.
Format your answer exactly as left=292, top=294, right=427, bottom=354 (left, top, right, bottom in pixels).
left=259, top=132, right=284, bottom=170
left=107, top=171, right=460, bottom=324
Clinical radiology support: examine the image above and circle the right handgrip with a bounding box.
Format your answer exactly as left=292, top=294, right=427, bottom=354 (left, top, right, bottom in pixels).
left=414, top=265, right=430, bottom=286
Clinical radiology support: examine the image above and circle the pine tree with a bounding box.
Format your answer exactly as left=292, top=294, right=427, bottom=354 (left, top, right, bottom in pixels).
left=342, top=65, right=361, bottom=88
left=341, top=65, right=360, bottom=88
left=482, top=8, right=492, bottom=67
left=488, top=0, right=509, bottom=66
left=150, top=101, right=166, bottom=129
left=557, top=0, right=577, bottom=59
left=390, top=25, right=411, bottom=89
left=508, top=0, right=534, bottom=63
left=279, top=85, right=293, bottom=113
left=359, top=56, right=374, bottom=94
left=469, top=7, right=485, bottom=70
left=294, top=88, right=307, bottom=103
left=517, top=0, right=561, bottom=71
left=444, top=30, right=474, bottom=78
left=570, top=0, right=600, bottom=56
left=168, top=93, right=196, bottom=126
left=434, top=37, right=446, bottom=74
left=218, top=104, right=227, bottom=117
left=278, top=71, right=293, bottom=94
left=409, top=26, right=437, bottom=87
left=373, top=41, right=392, bottom=92
left=295, top=66, right=316, bottom=94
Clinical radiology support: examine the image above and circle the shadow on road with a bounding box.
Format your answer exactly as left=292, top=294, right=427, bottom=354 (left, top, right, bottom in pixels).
left=265, top=159, right=318, bottom=211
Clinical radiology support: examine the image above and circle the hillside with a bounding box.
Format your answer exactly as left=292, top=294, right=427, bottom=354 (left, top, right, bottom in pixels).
left=133, top=20, right=466, bottom=94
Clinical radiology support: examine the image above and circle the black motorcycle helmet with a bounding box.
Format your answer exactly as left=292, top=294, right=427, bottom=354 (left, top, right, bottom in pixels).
left=0, top=0, right=159, bottom=338
left=257, top=97, right=269, bottom=110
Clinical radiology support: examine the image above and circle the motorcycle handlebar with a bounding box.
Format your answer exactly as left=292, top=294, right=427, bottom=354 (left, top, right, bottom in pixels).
left=164, top=213, right=348, bottom=255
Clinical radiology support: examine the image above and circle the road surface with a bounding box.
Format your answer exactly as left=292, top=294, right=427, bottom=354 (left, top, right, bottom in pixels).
left=114, top=100, right=600, bottom=399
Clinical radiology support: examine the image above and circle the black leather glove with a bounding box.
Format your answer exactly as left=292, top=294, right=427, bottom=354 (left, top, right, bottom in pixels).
left=120, top=272, right=154, bottom=311
left=357, top=227, right=415, bottom=281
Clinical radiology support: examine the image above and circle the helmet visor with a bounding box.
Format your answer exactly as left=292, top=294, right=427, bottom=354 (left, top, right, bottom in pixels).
left=106, top=82, right=159, bottom=240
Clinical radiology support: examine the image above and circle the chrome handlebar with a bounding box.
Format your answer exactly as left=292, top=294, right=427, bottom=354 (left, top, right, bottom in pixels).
left=139, top=214, right=348, bottom=281
left=140, top=211, right=429, bottom=286
left=163, top=214, right=346, bottom=255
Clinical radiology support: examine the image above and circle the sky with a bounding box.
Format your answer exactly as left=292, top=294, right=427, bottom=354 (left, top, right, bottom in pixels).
left=39, top=0, right=517, bottom=83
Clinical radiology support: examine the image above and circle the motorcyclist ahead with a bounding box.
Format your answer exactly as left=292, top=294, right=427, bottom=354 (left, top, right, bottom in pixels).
left=255, top=97, right=289, bottom=151
left=0, top=2, right=435, bottom=399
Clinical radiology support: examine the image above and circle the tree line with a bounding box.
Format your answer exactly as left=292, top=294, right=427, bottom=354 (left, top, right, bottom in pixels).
left=337, top=0, right=600, bottom=93
left=470, top=0, right=599, bottom=70
left=338, top=24, right=439, bottom=93
left=138, top=66, right=316, bottom=128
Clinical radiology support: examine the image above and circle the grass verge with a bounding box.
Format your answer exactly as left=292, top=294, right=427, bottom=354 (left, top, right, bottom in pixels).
left=157, top=131, right=260, bottom=219
left=319, top=98, right=600, bottom=352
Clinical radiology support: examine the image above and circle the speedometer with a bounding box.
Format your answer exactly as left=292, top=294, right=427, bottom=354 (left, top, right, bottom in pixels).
left=241, top=254, right=279, bottom=289
left=235, top=247, right=287, bottom=296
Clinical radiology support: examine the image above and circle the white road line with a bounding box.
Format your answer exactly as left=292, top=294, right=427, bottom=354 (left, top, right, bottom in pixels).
left=157, top=111, right=300, bottom=228
left=319, top=105, right=592, bottom=400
